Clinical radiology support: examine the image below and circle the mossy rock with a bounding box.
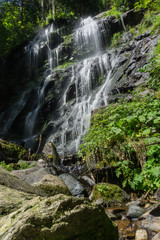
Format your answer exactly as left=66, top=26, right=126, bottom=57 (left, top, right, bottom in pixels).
left=0, top=184, right=34, bottom=217
left=91, top=183, right=129, bottom=206
left=34, top=174, right=71, bottom=196
left=0, top=194, right=118, bottom=240
left=0, top=139, right=26, bottom=164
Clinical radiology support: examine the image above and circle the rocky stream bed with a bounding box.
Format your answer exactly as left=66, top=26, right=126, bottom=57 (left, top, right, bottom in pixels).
left=0, top=139, right=160, bottom=240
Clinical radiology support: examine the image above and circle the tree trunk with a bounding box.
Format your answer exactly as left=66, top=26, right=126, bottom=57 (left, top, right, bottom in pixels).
left=52, top=0, right=55, bottom=16
left=41, top=0, right=45, bottom=21
left=20, top=0, right=23, bottom=24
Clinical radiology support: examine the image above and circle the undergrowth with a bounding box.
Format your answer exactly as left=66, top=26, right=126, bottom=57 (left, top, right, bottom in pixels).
left=79, top=40, right=160, bottom=192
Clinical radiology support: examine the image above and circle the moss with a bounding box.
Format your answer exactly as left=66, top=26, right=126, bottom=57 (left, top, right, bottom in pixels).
left=92, top=183, right=129, bottom=206
left=0, top=139, right=26, bottom=164
left=55, top=61, right=75, bottom=70
left=38, top=184, right=71, bottom=196
left=63, top=34, right=73, bottom=46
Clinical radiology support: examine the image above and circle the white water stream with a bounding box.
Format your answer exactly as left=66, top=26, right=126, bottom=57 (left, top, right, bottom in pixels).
left=23, top=17, right=118, bottom=154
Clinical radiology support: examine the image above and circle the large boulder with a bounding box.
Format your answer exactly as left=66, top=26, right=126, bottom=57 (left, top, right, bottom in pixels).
left=90, top=183, right=129, bottom=206
left=0, top=185, right=34, bottom=216
left=0, top=139, right=26, bottom=164
left=34, top=174, right=71, bottom=196
left=0, top=194, right=118, bottom=240
left=0, top=166, right=45, bottom=196
left=11, top=165, right=56, bottom=184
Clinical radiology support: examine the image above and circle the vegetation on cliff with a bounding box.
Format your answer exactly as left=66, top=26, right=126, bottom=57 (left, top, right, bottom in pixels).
left=79, top=15, right=160, bottom=192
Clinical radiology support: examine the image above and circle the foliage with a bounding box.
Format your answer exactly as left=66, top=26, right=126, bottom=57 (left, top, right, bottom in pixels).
left=0, top=0, right=41, bottom=57
left=134, top=0, right=160, bottom=12
left=0, top=160, right=35, bottom=172
left=111, top=32, right=124, bottom=47
left=79, top=90, right=160, bottom=191
left=0, top=161, right=14, bottom=171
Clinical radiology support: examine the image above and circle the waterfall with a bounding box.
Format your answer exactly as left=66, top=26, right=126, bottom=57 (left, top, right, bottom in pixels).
left=1, top=16, right=116, bottom=155
left=46, top=17, right=115, bottom=155
left=24, top=24, right=55, bottom=142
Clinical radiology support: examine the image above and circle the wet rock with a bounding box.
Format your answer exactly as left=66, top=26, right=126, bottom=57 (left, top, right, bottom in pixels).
left=59, top=173, right=85, bottom=196
left=0, top=194, right=118, bottom=240
left=127, top=205, right=146, bottom=219
left=91, top=183, right=129, bottom=207
left=152, top=232, right=160, bottom=240
left=0, top=166, right=45, bottom=196
left=135, top=229, right=148, bottom=240
left=33, top=174, right=71, bottom=196
left=135, top=32, right=150, bottom=41
left=48, top=31, right=63, bottom=49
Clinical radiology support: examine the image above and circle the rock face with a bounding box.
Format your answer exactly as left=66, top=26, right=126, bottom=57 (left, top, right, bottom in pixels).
left=0, top=10, right=157, bottom=156
left=0, top=194, right=118, bottom=240
left=90, top=183, right=129, bottom=206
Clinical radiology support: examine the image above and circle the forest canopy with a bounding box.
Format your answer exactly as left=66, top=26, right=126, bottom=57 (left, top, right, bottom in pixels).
left=0, top=0, right=159, bottom=57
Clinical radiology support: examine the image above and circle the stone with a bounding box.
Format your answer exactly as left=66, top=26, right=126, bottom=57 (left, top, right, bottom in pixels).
left=139, top=205, right=160, bottom=233
left=152, top=232, right=160, bottom=240
left=91, top=183, right=129, bottom=207
left=126, top=200, right=141, bottom=207
left=127, top=205, right=146, bottom=219
left=140, top=217, right=160, bottom=234
left=12, top=166, right=56, bottom=185
left=0, top=184, right=34, bottom=216
left=59, top=173, right=85, bottom=196
left=0, top=194, right=118, bottom=240
left=42, top=142, right=61, bottom=167
left=0, top=166, right=45, bottom=196
left=135, top=229, right=148, bottom=240
left=37, top=159, right=46, bottom=168
left=33, top=174, right=71, bottom=196
left=154, top=189, right=160, bottom=201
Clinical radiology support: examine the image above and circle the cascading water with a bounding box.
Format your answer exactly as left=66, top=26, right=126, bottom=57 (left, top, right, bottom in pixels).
left=0, top=16, right=118, bottom=155
left=24, top=24, right=55, bottom=143
left=46, top=17, right=117, bottom=155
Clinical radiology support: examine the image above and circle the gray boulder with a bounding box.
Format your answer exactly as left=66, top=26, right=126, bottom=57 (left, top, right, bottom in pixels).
left=127, top=205, right=146, bottom=219
left=60, top=173, right=84, bottom=196
left=11, top=166, right=56, bottom=185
